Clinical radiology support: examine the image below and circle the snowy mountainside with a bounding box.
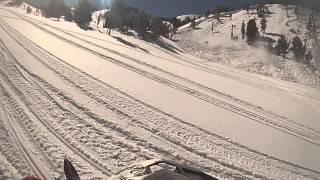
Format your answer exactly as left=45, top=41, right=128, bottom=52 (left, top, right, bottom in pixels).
left=175, top=4, right=320, bottom=88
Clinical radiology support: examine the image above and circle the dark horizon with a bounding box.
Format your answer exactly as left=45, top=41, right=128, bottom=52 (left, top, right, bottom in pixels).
left=121, top=0, right=250, bottom=17
left=31, top=0, right=318, bottom=18
left=102, top=0, right=318, bottom=17
left=122, top=0, right=247, bottom=17
left=75, top=0, right=253, bottom=17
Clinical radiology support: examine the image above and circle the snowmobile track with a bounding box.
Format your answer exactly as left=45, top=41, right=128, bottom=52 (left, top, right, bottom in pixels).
left=0, top=94, right=48, bottom=179
left=0, top=105, right=36, bottom=179
left=0, top=40, right=115, bottom=179
left=0, top=82, right=60, bottom=180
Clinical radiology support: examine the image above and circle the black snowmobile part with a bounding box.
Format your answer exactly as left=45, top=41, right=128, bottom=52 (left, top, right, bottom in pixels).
left=64, top=158, right=81, bottom=180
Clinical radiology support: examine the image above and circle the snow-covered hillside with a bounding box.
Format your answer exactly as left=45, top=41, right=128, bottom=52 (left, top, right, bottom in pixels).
left=1, top=1, right=320, bottom=179
left=175, top=4, right=320, bottom=88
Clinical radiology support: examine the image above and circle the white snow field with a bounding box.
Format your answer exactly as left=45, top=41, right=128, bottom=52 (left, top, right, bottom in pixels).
left=0, top=1, right=320, bottom=179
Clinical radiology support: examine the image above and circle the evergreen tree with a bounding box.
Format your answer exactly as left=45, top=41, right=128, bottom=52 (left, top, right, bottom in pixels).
left=132, top=11, right=150, bottom=36
left=45, top=0, right=65, bottom=20
left=285, top=1, right=289, bottom=17
left=211, top=21, right=214, bottom=32
left=292, top=36, right=306, bottom=61
left=74, top=0, right=93, bottom=27
left=294, top=6, right=299, bottom=20
left=306, top=14, right=316, bottom=36
left=57, top=0, right=66, bottom=19
left=256, top=4, right=265, bottom=18
left=230, top=24, right=235, bottom=39
left=150, top=17, right=170, bottom=38
left=246, top=19, right=259, bottom=44
left=103, top=12, right=109, bottom=28
left=306, top=14, right=313, bottom=30
left=13, top=0, right=23, bottom=6
left=190, top=18, right=196, bottom=28
left=260, top=16, right=267, bottom=34
left=26, top=6, right=32, bottom=14
left=275, top=35, right=290, bottom=57
left=241, top=21, right=246, bottom=39
left=185, top=17, right=191, bottom=25
left=63, top=6, right=73, bottom=22
left=151, top=17, right=163, bottom=37
left=305, top=51, right=313, bottom=64
left=97, top=14, right=101, bottom=25
left=105, top=0, right=127, bottom=33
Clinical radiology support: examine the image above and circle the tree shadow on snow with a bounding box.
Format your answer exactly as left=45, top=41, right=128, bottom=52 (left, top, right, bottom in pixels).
left=78, top=25, right=94, bottom=31
left=141, top=32, right=183, bottom=54
left=154, top=39, right=184, bottom=54
left=113, top=36, right=149, bottom=53
left=258, top=36, right=276, bottom=44
left=170, top=39, right=179, bottom=43
left=192, top=27, right=202, bottom=30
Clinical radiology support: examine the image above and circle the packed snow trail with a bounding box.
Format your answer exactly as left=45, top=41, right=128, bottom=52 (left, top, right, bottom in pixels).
left=1, top=4, right=320, bottom=180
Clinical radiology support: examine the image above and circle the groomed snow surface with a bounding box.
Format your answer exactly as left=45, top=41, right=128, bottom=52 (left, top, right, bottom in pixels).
left=0, top=1, right=320, bottom=179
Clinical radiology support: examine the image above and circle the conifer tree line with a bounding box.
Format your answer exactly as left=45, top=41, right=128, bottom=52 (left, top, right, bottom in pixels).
left=34, top=0, right=173, bottom=39
left=11, top=0, right=23, bottom=6
left=41, top=0, right=92, bottom=26
left=103, top=0, right=172, bottom=39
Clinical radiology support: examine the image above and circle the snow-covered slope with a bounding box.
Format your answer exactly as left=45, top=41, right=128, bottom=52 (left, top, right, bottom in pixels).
left=175, top=4, right=320, bottom=88
left=1, top=1, right=320, bottom=179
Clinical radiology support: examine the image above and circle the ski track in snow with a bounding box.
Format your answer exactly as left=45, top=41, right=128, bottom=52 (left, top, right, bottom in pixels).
left=0, top=5, right=320, bottom=180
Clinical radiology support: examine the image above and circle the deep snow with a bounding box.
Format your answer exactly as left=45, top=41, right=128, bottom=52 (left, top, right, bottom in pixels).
left=0, top=1, right=320, bottom=179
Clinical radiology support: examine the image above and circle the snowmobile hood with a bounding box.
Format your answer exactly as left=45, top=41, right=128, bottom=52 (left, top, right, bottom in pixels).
left=107, top=159, right=218, bottom=180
